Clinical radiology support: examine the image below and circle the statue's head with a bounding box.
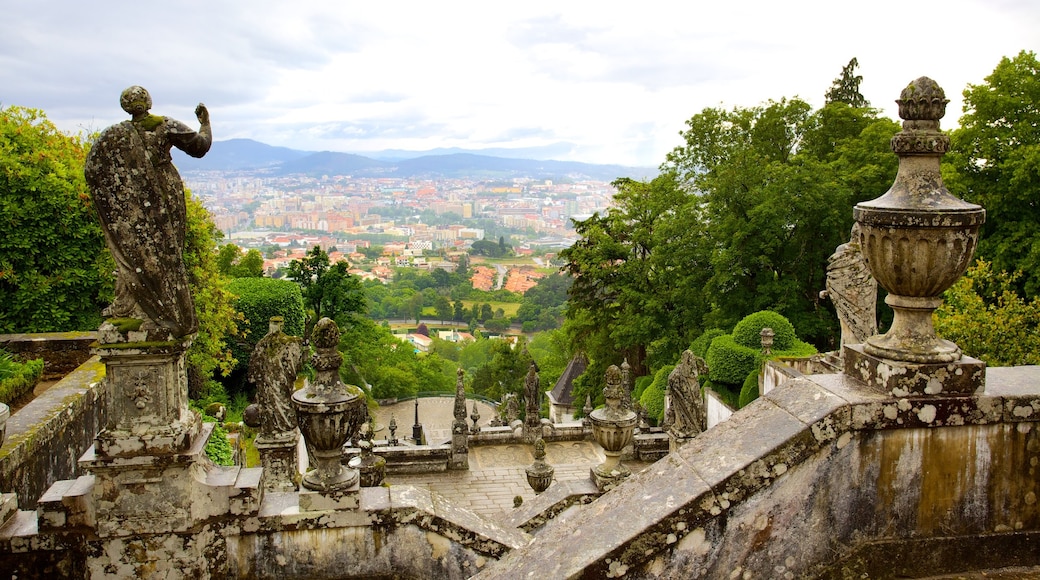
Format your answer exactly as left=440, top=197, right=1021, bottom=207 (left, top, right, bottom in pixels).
left=120, top=86, right=152, bottom=116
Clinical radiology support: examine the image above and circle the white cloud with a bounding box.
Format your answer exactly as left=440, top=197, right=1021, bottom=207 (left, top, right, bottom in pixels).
left=2, top=0, right=1037, bottom=166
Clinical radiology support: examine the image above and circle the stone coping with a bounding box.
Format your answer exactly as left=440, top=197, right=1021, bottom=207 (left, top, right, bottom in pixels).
left=235, top=485, right=529, bottom=558
left=473, top=366, right=1040, bottom=579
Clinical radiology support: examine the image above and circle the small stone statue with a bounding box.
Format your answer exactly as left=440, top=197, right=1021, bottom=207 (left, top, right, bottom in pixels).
left=248, top=317, right=303, bottom=440
left=503, top=394, right=520, bottom=424
left=821, top=224, right=878, bottom=349
left=85, top=86, right=212, bottom=338
left=666, top=350, right=707, bottom=439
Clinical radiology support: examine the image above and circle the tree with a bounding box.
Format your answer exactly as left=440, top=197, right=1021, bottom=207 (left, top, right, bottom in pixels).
left=935, top=260, right=1040, bottom=366
left=825, top=57, right=869, bottom=108
left=218, top=244, right=264, bottom=278
left=182, top=193, right=244, bottom=391
left=287, top=245, right=365, bottom=335
left=434, top=296, right=453, bottom=323
left=946, top=51, right=1040, bottom=296
left=0, top=106, right=112, bottom=332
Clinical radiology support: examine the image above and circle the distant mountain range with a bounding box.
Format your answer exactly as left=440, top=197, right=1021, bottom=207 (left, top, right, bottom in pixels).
left=172, top=138, right=657, bottom=181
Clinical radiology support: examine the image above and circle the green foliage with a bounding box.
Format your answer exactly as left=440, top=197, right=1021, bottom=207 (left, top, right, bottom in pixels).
left=935, top=260, right=1040, bottom=366
left=183, top=193, right=242, bottom=382
left=515, top=272, right=571, bottom=331
left=732, top=310, right=796, bottom=350
left=946, top=51, right=1040, bottom=296
left=227, top=277, right=305, bottom=371
left=707, top=311, right=816, bottom=388
left=738, top=369, right=760, bottom=408
left=632, top=375, right=653, bottom=401
left=287, top=246, right=366, bottom=335
left=0, top=106, right=112, bottom=333
left=640, top=365, right=673, bottom=424
left=0, top=352, right=44, bottom=404
left=337, top=316, right=453, bottom=400
left=195, top=408, right=234, bottom=466
left=824, top=57, right=869, bottom=108
left=705, top=335, right=760, bottom=386
left=690, top=328, right=726, bottom=358
left=218, top=244, right=265, bottom=278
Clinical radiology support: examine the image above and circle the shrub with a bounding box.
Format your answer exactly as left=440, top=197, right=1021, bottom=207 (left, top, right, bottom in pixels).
left=738, top=369, right=760, bottom=408
left=639, top=364, right=673, bottom=425
left=691, top=328, right=726, bottom=358
left=705, top=334, right=760, bottom=385
left=0, top=351, right=44, bottom=405
left=732, top=311, right=796, bottom=350
left=228, top=278, right=305, bottom=371
left=632, top=375, right=654, bottom=400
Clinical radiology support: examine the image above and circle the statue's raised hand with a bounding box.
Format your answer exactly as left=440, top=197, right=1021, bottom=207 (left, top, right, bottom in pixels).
left=195, top=103, right=209, bottom=125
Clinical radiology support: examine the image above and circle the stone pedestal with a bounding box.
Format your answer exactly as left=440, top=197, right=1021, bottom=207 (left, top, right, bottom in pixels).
left=255, top=431, right=300, bottom=492
left=93, top=337, right=200, bottom=457
left=844, top=344, right=985, bottom=397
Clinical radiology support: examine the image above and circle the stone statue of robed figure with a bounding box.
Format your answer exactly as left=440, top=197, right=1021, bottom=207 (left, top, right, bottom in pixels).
left=85, top=86, right=212, bottom=338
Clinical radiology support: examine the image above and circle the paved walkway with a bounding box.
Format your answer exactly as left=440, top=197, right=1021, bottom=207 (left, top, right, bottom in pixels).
left=386, top=440, right=652, bottom=519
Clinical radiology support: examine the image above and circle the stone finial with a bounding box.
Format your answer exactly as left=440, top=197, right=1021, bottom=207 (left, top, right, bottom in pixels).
left=470, top=401, right=481, bottom=434
left=525, top=437, right=554, bottom=494
left=760, top=327, right=775, bottom=355
left=603, top=365, right=624, bottom=417
left=896, top=77, right=949, bottom=122
left=854, top=77, right=985, bottom=366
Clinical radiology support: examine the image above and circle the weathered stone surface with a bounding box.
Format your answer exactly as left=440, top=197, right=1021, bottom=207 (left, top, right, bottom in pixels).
left=0, top=355, right=105, bottom=509
left=823, top=223, right=878, bottom=350
left=665, top=350, right=707, bottom=443
left=84, top=86, right=211, bottom=338
left=845, top=343, right=986, bottom=396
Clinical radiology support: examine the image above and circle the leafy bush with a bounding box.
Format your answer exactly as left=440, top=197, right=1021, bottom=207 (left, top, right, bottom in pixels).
left=690, top=328, right=726, bottom=358
left=204, top=418, right=235, bottom=466
left=632, top=375, right=653, bottom=401
left=705, top=335, right=760, bottom=385
left=639, top=365, right=673, bottom=425
left=738, top=369, right=760, bottom=408
left=228, top=278, right=305, bottom=371
left=732, top=311, right=796, bottom=350
left=707, top=310, right=817, bottom=392
left=0, top=351, right=44, bottom=404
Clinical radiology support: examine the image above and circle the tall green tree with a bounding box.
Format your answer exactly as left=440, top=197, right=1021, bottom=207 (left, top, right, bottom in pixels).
left=825, top=57, right=869, bottom=108
left=287, top=245, right=366, bottom=335
left=946, top=50, right=1040, bottom=296
left=0, top=106, right=112, bottom=332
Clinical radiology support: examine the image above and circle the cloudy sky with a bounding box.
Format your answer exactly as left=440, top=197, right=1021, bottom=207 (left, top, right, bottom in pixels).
left=3, top=1, right=1038, bottom=167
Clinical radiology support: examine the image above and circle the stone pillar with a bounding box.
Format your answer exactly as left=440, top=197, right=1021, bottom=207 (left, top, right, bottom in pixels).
left=450, top=368, right=469, bottom=470
left=85, top=329, right=204, bottom=537
left=78, top=325, right=262, bottom=577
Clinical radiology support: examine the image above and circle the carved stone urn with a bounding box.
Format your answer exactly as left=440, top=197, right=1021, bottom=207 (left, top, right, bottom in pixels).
left=292, top=318, right=367, bottom=492
left=525, top=437, right=554, bottom=494
left=853, top=77, right=985, bottom=364
left=589, top=365, right=637, bottom=490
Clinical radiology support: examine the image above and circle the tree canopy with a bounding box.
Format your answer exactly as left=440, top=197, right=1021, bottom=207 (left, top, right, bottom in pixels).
left=0, top=106, right=112, bottom=332
left=946, top=50, right=1040, bottom=296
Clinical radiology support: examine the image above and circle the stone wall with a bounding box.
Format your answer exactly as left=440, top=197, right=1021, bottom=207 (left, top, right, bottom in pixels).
left=0, top=357, right=105, bottom=509
left=474, top=366, right=1040, bottom=579
left=705, top=388, right=734, bottom=429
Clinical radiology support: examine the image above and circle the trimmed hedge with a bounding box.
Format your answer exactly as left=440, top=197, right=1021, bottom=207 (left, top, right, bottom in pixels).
left=228, top=278, right=306, bottom=371
left=706, top=310, right=817, bottom=397
left=691, top=328, right=726, bottom=358
left=732, top=310, right=796, bottom=350
left=706, top=335, right=760, bottom=385
left=0, top=355, right=44, bottom=405
left=738, top=369, right=760, bottom=408
left=639, top=365, right=673, bottom=425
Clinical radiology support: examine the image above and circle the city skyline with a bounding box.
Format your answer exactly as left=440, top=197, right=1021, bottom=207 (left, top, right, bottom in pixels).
left=3, top=1, right=1038, bottom=166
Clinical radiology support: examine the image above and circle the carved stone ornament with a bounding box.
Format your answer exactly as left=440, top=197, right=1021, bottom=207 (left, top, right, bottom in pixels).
left=853, top=77, right=985, bottom=363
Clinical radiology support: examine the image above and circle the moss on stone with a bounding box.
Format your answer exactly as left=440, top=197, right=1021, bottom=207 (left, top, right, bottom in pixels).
left=106, top=318, right=144, bottom=333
